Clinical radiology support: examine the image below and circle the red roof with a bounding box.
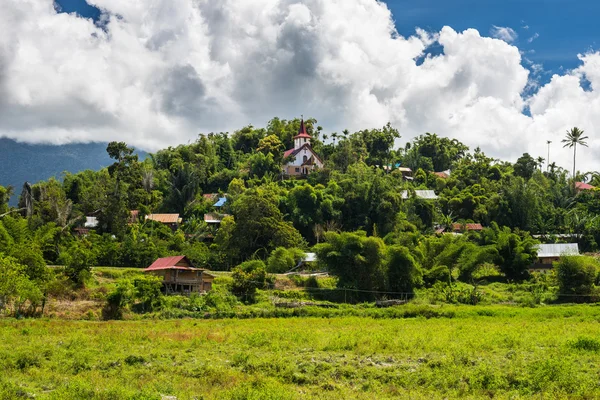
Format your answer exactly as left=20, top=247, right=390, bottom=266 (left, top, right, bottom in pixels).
left=145, top=256, right=197, bottom=272
left=433, top=172, right=449, bottom=179
left=283, top=148, right=295, bottom=158
left=293, top=119, right=312, bottom=139
left=452, top=223, right=484, bottom=231
left=576, top=182, right=595, bottom=191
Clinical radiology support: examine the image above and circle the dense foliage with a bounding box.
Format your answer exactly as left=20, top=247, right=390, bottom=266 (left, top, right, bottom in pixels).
left=2, top=118, right=600, bottom=308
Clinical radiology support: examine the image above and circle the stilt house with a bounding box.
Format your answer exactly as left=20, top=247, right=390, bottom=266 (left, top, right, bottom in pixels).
left=144, top=256, right=214, bottom=294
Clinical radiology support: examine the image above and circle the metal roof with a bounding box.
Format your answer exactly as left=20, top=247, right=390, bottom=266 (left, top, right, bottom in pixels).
left=536, top=243, right=579, bottom=258
left=213, top=197, right=227, bottom=207
left=145, top=256, right=202, bottom=271
left=84, top=216, right=98, bottom=228
left=401, top=190, right=438, bottom=200
left=304, top=253, right=317, bottom=263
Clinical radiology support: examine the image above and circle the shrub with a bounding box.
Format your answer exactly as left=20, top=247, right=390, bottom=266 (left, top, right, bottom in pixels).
left=555, top=255, right=599, bottom=302
left=231, top=260, right=273, bottom=303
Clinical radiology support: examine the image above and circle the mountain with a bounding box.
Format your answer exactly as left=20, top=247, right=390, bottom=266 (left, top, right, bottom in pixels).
left=0, top=138, right=146, bottom=204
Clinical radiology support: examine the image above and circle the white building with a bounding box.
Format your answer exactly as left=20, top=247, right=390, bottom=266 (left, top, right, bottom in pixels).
left=282, top=119, right=324, bottom=176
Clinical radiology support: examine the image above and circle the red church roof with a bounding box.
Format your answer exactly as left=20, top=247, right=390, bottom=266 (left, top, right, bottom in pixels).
left=283, top=148, right=295, bottom=158
left=293, top=119, right=312, bottom=139
left=145, top=256, right=198, bottom=271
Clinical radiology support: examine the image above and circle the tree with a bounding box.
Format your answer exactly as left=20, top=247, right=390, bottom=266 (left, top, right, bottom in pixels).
left=267, top=247, right=305, bottom=273
left=231, top=188, right=304, bottom=260
left=513, top=153, right=537, bottom=180
left=315, top=231, right=387, bottom=301
left=386, top=245, right=421, bottom=297
left=61, top=239, right=97, bottom=285
left=555, top=255, right=598, bottom=301
left=231, top=260, right=272, bottom=303
left=562, top=127, right=589, bottom=180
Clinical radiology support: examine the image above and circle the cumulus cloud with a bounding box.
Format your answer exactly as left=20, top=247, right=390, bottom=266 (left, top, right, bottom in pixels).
left=0, top=0, right=600, bottom=172
left=490, top=25, right=518, bottom=43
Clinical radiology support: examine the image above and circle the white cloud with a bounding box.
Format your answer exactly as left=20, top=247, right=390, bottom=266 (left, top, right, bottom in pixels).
left=490, top=25, right=518, bottom=43
left=528, top=33, right=540, bottom=43
left=0, top=0, right=600, bottom=173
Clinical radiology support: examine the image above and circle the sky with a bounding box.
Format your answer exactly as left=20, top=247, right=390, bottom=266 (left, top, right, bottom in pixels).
left=2, top=0, right=600, bottom=172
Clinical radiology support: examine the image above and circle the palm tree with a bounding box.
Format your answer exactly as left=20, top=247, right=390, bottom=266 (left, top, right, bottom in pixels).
left=536, top=156, right=545, bottom=171
left=562, top=127, right=589, bottom=180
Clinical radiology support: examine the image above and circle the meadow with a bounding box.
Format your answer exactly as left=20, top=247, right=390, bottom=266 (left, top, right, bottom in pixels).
left=2, top=305, right=600, bottom=399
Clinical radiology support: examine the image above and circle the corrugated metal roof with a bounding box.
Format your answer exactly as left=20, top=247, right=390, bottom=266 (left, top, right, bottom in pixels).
left=401, top=190, right=438, bottom=200
left=145, top=256, right=198, bottom=271
left=536, top=243, right=579, bottom=258
left=85, top=216, right=98, bottom=228
left=304, top=253, right=317, bottom=263
left=213, top=197, right=227, bottom=207
left=146, top=214, right=180, bottom=224
left=204, top=213, right=230, bottom=223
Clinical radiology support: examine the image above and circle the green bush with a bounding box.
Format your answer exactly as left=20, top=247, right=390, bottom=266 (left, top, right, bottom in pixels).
left=555, top=255, right=599, bottom=302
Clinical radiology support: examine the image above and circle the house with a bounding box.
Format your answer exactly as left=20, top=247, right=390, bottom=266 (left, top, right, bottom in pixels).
left=433, top=171, right=450, bottom=179
left=401, top=190, right=439, bottom=200
left=282, top=119, right=324, bottom=176
left=397, top=167, right=413, bottom=180
left=203, top=212, right=230, bottom=224
left=74, top=216, right=98, bottom=236
left=452, top=223, right=483, bottom=232
left=128, top=210, right=140, bottom=224
left=85, top=216, right=98, bottom=228
left=575, top=182, right=595, bottom=192
left=529, top=243, right=580, bottom=274
left=145, top=213, right=182, bottom=229
left=144, top=256, right=214, bottom=294
left=295, top=252, right=317, bottom=270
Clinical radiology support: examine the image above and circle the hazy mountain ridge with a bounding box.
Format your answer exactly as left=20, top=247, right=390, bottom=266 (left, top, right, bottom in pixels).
left=0, top=138, right=145, bottom=204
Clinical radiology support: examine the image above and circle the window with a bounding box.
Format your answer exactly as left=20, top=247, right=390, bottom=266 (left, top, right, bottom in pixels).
left=295, top=168, right=300, bottom=173
left=303, top=155, right=308, bottom=163
left=304, top=138, right=307, bottom=143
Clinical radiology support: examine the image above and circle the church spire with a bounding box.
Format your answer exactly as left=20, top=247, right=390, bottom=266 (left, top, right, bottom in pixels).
left=293, top=117, right=312, bottom=149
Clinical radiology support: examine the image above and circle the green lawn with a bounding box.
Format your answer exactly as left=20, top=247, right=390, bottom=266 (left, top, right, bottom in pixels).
left=2, top=305, right=600, bottom=399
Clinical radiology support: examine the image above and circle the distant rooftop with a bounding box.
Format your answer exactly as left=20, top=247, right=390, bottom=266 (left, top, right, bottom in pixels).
left=401, top=190, right=438, bottom=200
left=536, top=243, right=579, bottom=258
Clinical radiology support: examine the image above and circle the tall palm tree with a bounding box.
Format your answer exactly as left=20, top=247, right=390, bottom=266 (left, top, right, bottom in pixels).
left=536, top=156, right=545, bottom=171
left=562, top=127, right=589, bottom=180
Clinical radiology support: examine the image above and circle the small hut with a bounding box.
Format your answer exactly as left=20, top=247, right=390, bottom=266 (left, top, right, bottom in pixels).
left=144, top=256, right=214, bottom=294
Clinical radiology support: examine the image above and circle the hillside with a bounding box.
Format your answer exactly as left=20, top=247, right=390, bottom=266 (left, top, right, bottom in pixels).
left=0, top=138, right=145, bottom=204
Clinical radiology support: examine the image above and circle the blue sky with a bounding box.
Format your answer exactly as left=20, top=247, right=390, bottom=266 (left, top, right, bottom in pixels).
left=386, top=0, right=599, bottom=80
left=56, top=0, right=599, bottom=85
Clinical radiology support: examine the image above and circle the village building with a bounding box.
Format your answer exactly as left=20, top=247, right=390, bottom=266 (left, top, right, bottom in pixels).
left=145, top=213, right=182, bottom=229
left=144, top=255, right=214, bottom=294
left=401, top=190, right=439, bottom=200
left=397, top=167, right=413, bottom=181
left=282, top=119, right=324, bottom=176
left=575, top=182, right=596, bottom=193
left=529, top=243, right=580, bottom=274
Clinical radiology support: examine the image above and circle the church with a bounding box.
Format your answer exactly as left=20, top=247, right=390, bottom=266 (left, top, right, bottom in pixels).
left=282, top=119, right=324, bottom=176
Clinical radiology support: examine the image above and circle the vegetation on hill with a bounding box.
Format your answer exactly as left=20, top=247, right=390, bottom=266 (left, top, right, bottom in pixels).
left=1, top=118, right=600, bottom=315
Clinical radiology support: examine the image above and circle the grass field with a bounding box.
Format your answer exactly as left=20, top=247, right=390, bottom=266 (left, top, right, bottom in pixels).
left=2, top=305, right=600, bottom=399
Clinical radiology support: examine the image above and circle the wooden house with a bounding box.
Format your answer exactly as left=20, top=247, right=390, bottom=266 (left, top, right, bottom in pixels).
left=144, top=256, right=214, bottom=294
left=529, top=243, right=579, bottom=274
left=145, top=214, right=182, bottom=230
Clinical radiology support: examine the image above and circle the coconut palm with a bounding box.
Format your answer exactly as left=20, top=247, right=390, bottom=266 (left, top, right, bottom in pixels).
left=562, top=127, right=589, bottom=180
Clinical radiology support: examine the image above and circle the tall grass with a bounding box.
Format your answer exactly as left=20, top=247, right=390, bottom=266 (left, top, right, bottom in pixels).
left=2, top=306, right=600, bottom=399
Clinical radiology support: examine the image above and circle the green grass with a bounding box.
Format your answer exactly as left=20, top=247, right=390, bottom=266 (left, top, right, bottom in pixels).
left=2, top=305, right=600, bottom=399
